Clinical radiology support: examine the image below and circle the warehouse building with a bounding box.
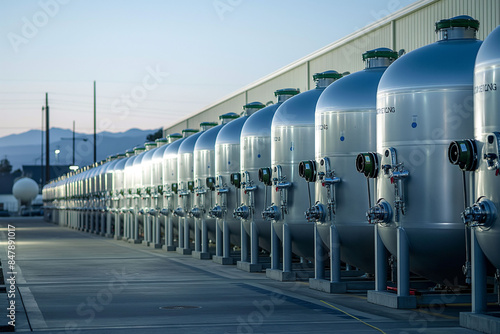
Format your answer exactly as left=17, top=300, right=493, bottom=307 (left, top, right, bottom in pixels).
left=163, top=0, right=499, bottom=135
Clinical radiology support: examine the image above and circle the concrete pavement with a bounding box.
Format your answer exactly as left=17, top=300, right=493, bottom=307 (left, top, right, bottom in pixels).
left=0, top=217, right=485, bottom=333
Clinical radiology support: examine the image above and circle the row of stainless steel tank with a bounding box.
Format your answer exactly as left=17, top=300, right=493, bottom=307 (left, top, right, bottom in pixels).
left=43, top=15, right=500, bottom=317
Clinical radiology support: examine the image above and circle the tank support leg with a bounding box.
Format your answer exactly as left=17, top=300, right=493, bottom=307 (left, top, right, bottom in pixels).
left=271, top=223, right=279, bottom=270
left=375, top=224, right=387, bottom=291
left=194, top=218, right=201, bottom=252
left=223, top=219, right=230, bottom=258
left=183, top=217, right=190, bottom=249
left=250, top=220, right=258, bottom=264
left=216, top=219, right=222, bottom=256
left=330, top=224, right=341, bottom=283
left=241, top=220, right=249, bottom=262
left=167, top=216, right=173, bottom=247
left=283, top=223, right=292, bottom=273
left=202, top=218, right=208, bottom=253
left=123, top=213, right=127, bottom=238
left=155, top=215, right=161, bottom=245
left=397, top=227, right=409, bottom=297
left=314, top=223, right=324, bottom=280
left=178, top=218, right=184, bottom=248
left=149, top=216, right=153, bottom=242
left=127, top=213, right=131, bottom=239
left=101, top=213, right=105, bottom=234
left=144, top=216, right=149, bottom=242
left=106, top=212, right=111, bottom=236
left=134, top=213, right=139, bottom=240
left=471, top=228, right=487, bottom=313
left=115, top=213, right=120, bottom=238
left=94, top=212, right=98, bottom=232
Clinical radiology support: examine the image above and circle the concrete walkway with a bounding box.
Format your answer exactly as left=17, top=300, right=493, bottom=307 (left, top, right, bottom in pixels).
left=0, top=217, right=482, bottom=333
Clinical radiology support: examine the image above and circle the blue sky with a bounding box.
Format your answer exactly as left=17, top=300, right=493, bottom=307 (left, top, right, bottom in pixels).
left=0, top=0, right=419, bottom=137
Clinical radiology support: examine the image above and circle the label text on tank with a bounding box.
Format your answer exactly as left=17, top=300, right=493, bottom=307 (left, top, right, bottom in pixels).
left=474, top=83, right=497, bottom=94
left=377, top=107, right=396, bottom=114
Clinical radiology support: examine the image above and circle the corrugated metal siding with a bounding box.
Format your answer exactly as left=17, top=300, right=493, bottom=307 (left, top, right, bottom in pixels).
left=246, top=64, right=307, bottom=105
left=308, top=24, right=392, bottom=87
left=163, top=0, right=499, bottom=135
left=395, top=0, right=498, bottom=53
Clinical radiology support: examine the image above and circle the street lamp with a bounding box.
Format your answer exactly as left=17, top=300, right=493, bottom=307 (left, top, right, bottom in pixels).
left=55, top=149, right=60, bottom=164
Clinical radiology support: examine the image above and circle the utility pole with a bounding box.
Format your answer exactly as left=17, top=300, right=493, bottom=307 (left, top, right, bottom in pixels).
left=94, top=80, right=96, bottom=163
left=45, top=93, right=50, bottom=184
left=72, top=120, right=75, bottom=166
left=62, top=123, right=87, bottom=168
left=41, top=107, right=44, bottom=187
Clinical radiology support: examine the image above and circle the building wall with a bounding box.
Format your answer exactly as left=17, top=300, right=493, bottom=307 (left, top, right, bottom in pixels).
left=163, top=0, right=499, bottom=136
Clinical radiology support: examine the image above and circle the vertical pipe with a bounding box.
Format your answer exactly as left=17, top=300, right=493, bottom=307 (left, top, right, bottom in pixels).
left=250, top=220, right=258, bottom=264
left=115, top=212, right=120, bottom=238
left=202, top=218, right=208, bottom=253
left=155, top=215, right=160, bottom=245
left=314, top=223, right=324, bottom=280
left=283, top=223, right=292, bottom=272
left=271, top=222, right=279, bottom=270
left=330, top=224, right=341, bottom=282
left=167, top=216, right=173, bottom=247
left=178, top=218, right=184, bottom=248
left=375, top=224, right=387, bottom=291
left=216, top=219, right=222, bottom=256
left=183, top=217, right=189, bottom=249
left=471, top=228, right=487, bottom=313
left=134, top=212, right=138, bottom=240
left=241, top=220, right=248, bottom=262
left=106, top=211, right=111, bottom=235
left=397, top=227, right=410, bottom=297
left=194, top=218, right=200, bottom=252
left=223, top=219, right=230, bottom=258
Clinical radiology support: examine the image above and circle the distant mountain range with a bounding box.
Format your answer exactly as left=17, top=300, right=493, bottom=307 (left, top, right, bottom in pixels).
left=0, top=128, right=159, bottom=171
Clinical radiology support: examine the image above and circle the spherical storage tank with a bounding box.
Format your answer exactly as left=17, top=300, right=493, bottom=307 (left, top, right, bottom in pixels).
left=366, top=16, right=482, bottom=285
left=235, top=89, right=300, bottom=258
left=263, top=70, right=342, bottom=264
left=307, top=48, right=397, bottom=274
left=454, top=25, right=500, bottom=269
left=13, top=177, right=39, bottom=203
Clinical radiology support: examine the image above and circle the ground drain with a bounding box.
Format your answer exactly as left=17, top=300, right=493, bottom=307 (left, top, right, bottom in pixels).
left=159, top=306, right=201, bottom=310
